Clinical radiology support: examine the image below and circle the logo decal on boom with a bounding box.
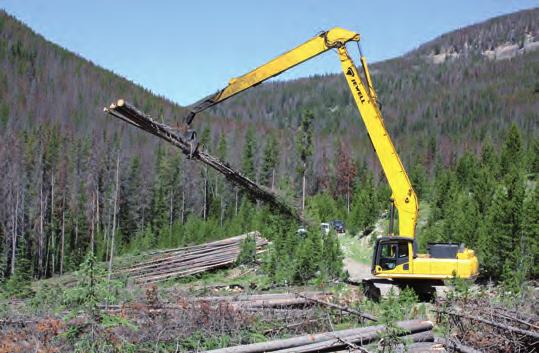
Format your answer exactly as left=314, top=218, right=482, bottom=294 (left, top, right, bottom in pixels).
left=346, top=67, right=355, bottom=76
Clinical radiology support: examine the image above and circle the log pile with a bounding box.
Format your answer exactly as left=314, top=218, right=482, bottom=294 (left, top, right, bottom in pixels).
left=201, top=319, right=434, bottom=353
left=193, top=292, right=331, bottom=309
left=104, top=100, right=303, bottom=223
left=115, top=232, right=268, bottom=284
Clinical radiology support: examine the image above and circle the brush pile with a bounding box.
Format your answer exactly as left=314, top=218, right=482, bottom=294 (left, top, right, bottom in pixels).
left=115, top=232, right=268, bottom=284
left=434, top=294, right=539, bottom=353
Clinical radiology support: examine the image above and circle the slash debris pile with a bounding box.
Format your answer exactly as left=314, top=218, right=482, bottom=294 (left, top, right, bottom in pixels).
left=115, top=232, right=268, bottom=284
left=435, top=295, right=539, bottom=353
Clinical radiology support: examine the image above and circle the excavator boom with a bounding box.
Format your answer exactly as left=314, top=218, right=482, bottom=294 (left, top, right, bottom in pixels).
left=185, top=27, right=418, bottom=238
left=183, top=28, right=359, bottom=125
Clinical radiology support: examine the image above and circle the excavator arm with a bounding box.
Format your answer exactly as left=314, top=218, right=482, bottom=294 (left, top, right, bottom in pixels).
left=185, top=27, right=417, bottom=238
left=335, top=46, right=418, bottom=238
left=183, top=28, right=360, bottom=125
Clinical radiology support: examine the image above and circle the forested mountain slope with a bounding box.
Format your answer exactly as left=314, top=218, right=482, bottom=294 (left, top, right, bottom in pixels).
left=0, top=8, right=537, bottom=281
left=211, top=8, right=538, bottom=173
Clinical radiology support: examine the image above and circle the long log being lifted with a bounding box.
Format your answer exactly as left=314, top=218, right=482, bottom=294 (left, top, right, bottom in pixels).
left=104, top=100, right=303, bottom=223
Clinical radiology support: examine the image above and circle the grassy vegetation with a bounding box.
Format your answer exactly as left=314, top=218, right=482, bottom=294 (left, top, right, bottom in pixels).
left=340, top=234, right=372, bottom=265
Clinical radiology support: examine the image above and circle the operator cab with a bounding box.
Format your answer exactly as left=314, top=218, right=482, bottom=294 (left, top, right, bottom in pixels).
left=372, top=237, right=415, bottom=273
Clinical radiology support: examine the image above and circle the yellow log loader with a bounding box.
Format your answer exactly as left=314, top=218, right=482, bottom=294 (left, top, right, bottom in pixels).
left=181, top=28, right=479, bottom=295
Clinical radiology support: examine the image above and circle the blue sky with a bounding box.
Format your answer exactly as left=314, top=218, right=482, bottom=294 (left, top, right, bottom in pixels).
left=0, top=1, right=537, bottom=105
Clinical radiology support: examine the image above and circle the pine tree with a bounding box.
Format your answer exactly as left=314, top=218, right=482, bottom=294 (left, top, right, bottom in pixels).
left=241, top=127, right=257, bottom=180
left=150, top=145, right=168, bottom=236
left=349, top=174, right=379, bottom=233
left=217, top=133, right=228, bottom=161
left=479, top=168, right=525, bottom=279
left=521, top=186, right=539, bottom=277
left=119, top=156, right=144, bottom=243
left=443, top=192, right=479, bottom=246
left=295, top=110, right=314, bottom=213
left=260, top=133, right=279, bottom=188
left=529, top=138, right=539, bottom=175
left=500, top=124, right=523, bottom=176
left=321, top=232, right=344, bottom=279
left=335, top=142, right=357, bottom=213
left=216, top=133, right=229, bottom=226
left=409, top=162, right=428, bottom=199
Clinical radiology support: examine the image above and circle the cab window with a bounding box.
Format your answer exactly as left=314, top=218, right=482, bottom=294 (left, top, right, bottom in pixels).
left=380, top=243, right=398, bottom=270
left=398, top=243, right=409, bottom=258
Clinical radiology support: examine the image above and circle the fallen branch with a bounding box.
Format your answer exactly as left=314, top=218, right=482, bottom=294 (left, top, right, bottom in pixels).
left=294, top=292, right=378, bottom=322
left=435, top=309, right=539, bottom=340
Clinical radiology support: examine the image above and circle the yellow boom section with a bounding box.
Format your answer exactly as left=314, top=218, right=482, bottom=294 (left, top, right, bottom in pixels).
left=183, top=28, right=360, bottom=124
left=185, top=27, right=418, bottom=238
left=336, top=47, right=418, bottom=237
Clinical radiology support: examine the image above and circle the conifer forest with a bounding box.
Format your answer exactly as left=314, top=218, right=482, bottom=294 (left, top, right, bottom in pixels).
left=0, top=6, right=537, bottom=353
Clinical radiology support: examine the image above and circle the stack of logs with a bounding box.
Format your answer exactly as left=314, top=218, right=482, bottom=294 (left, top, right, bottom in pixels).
left=115, top=232, right=267, bottom=284
left=201, top=319, right=435, bottom=353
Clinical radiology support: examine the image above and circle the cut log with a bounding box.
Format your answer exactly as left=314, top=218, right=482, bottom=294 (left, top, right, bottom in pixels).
left=434, top=337, right=483, bottom=353
left=201, top=320, right=433, bottom=353
left=105, top=100, right=303, bottom=222
left=198, top=292, right=328, bottom=302
left=273, top=324, right=434, bottom=353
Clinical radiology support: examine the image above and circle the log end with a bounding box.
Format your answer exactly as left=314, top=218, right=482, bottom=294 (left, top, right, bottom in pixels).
left=117, top=99, right=125, bottom=107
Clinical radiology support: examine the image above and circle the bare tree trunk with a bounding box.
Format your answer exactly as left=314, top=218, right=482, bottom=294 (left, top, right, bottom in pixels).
left=10, top=189, right=19, bottom=275
left=74, top=222, right=78, bottom=257
left=203, top=166, right=208, bottom=220
left=96, top=187, right=100, bottom=235
left=60, top=195, right=65, bottom=275
left=168, top=189, right=173, bottom=236
left=301, top=169, right=306, bottom=215
left=90, top=191, right=95, bottom=254
left=50, top=174, right=55, bottom=275
left=220, top=194, right=224, bottom=227
left=181, top=189, right=185, bottom=224
left=235, top=188, right=239, bottom=216
left=271, top=168, right=275, bottom=190
left=39, top=181, right=44, bottom=277
left=108, top=153, right=120, bottom=280
left=346, top=183, right=350, bottom=214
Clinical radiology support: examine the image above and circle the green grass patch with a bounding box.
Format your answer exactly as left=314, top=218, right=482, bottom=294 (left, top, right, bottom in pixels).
left=339, top=234, right=372, bottom=265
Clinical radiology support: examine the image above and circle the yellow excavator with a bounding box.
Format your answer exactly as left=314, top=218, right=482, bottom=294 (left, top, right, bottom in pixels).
left=181, top=28, right=479, bottom=293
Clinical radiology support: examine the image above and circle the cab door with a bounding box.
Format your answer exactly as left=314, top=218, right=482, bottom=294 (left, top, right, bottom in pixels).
left=375, top=240, right=411, bottom=275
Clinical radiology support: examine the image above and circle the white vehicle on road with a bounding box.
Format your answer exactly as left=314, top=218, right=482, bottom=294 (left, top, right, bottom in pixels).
left=320, top=223, right=330, bottom=235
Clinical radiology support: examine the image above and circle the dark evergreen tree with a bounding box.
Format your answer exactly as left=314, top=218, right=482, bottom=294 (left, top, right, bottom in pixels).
left=241, top=127, right=257, bottom=180
left=260, top=133, right=279, bottom=188
left=295, top=110, right=314, bottom=212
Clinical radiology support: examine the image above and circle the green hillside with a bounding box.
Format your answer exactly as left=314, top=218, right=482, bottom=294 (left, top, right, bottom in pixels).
left=0, top=8, right=537, bottom=284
